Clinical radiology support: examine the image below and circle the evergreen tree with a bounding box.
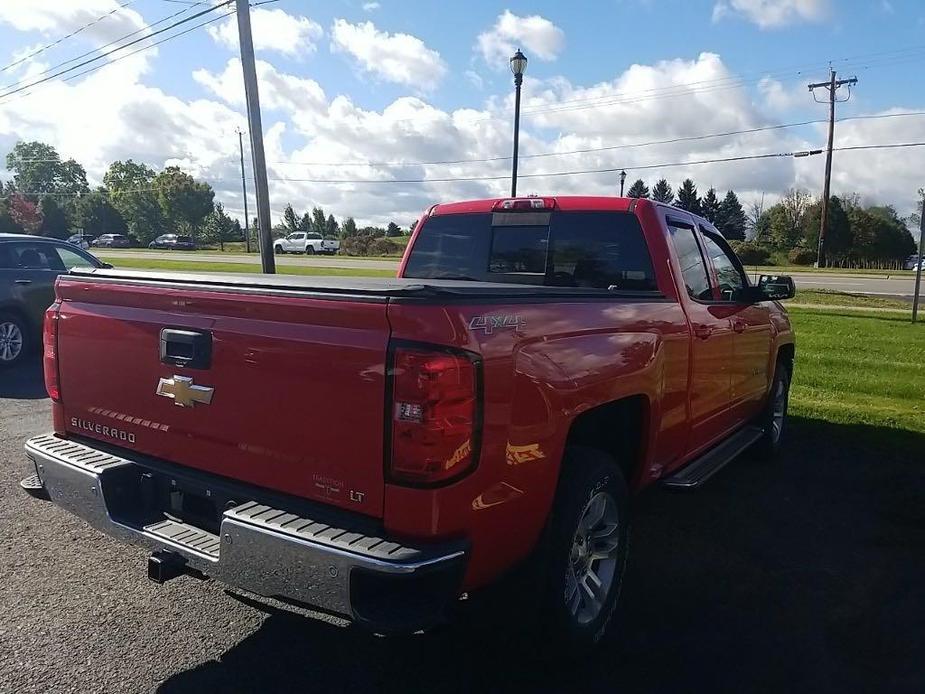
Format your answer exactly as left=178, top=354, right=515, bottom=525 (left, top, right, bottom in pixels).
left=626, top=179, right=649, bottom=198
left=652, top=178, right=674, bottom=203
left=282, top=204, right=300, bottom=233
left=701, top=187, right=720, bottom=223
left=386, top=221, right=402, bottom=237
left=673, top=178, right=701, bottom=215
left=324, top=214, right=339, bottom=238
left=716, top=190, right=747, bottom=240
left=341, top=216, right=358, bottom=238
left=311, top=207, right=326, bottom=235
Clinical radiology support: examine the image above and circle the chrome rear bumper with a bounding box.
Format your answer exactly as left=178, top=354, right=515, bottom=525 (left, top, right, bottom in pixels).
left=23, top=434, right=466, bottom=631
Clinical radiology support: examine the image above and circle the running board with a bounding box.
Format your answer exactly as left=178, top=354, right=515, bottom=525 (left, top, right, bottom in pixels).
left=662, top=426, right=764, bottom=490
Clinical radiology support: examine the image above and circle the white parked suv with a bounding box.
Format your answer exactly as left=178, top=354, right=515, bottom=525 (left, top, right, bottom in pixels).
left=274, top=232, right=340, bottom=255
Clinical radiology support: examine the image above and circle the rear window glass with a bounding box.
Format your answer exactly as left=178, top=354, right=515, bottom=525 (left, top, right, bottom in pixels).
left=176, top=236, right=192, bottom=242
left=404, top=211, right=658, bottom=291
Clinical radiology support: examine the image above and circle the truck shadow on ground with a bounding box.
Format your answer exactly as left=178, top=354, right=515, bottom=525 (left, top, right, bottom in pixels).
left=0, top=356, right=47, bottom=400
left=150, top=417, right=925, bottom=692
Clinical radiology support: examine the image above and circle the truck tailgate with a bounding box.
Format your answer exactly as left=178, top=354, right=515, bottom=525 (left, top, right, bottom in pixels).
left=54, top=276, right=389, bottom=517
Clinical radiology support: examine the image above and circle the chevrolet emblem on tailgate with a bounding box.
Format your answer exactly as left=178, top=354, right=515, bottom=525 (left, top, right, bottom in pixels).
left=156, top=375, right=214, bottom=408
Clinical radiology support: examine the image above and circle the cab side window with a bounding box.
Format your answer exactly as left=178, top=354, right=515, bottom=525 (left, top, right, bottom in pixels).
left=53, top=245, right=98, bottom=270
left=700, top=231, right=746, bottom=301
left=667, top=222, right=712, bottom=301
left=9, top=243, right=64, bottom=271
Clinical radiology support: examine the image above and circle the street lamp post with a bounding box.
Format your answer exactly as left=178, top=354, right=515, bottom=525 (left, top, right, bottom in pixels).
left=509, top=49, right=527, bottom=197
left=620, top=170, right=627, bottom=196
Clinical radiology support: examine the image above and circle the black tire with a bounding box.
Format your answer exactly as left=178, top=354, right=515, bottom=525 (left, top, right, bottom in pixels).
left=0, top=311, right=29, bottom=369
left=536, top=447, right=630, bottom=653
left=274, top=245, right=283, bottom=255
left=305, top=246, right=315, bottom=255
left=754, top=358, right=791, bottom=459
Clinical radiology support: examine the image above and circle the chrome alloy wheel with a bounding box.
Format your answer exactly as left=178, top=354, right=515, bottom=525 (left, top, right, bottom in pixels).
left=565, top=491, right=620, bottom=625
left=0, top=321, right=23, bottom=363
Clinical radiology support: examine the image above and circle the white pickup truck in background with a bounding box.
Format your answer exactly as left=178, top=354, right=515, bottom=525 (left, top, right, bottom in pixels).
left=274, top=232, right=340, bottom=255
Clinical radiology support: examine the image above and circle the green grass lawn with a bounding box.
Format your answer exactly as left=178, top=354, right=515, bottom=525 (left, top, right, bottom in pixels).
left=107, top=257, right=396, bottom=277
left=793, top=289, right=911, bottom=311
left=787, top=307, right=925, bottom=433
left=745, top=265, right=914, bottom=277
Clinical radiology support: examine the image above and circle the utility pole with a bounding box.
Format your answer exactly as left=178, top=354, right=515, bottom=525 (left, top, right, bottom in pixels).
left=235, top=0, right=274, bottom=273
left=808, top=69, right=857, bottom=268
left=236, top=127, right=251, bottom=254
left=913, top=202, right=924, bottom=323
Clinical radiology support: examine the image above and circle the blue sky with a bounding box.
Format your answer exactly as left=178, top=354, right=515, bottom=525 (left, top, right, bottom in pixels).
left=1, top=0, right=924, bottom=224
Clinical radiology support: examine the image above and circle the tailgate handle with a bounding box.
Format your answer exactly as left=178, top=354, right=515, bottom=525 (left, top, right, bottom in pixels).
left=160, top=328, right=212, bottom=369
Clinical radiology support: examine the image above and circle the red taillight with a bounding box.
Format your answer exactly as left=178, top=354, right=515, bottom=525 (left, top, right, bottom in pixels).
left=389, top=345, right=480, bottom=486
left=492, top=197, right=554, bottom=210
left=43, top=302, right=60, bottom=402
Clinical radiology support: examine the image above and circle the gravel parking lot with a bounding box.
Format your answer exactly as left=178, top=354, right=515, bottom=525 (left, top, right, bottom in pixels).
left=1, top=357, right=923, bottom=693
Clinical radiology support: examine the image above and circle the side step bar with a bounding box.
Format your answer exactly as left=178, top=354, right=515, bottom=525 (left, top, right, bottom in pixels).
left=662, top=425, right=764, bottom=490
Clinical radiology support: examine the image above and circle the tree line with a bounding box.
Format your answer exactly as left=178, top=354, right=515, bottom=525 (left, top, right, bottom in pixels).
left=0, top=141, right=240, bottom=246
left=626, top=176, right=917, bottom=268
left=0, top=140, right=412, bottom=253
left=276, top=203, right=413, bottom=256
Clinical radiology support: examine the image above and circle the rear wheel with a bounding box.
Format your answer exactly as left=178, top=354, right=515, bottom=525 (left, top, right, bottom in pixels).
left=305, top=246, right=315, bottom=255
left=537, top=447, right=630, bottom=652
left=0, top=312, right=28, bottom=368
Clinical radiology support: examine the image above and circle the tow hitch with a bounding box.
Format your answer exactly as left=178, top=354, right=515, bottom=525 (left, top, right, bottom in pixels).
left=147, top=550, right=187, bottom=584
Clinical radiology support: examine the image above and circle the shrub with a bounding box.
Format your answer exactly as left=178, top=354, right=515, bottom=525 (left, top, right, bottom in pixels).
left=340, top=236, right=371, bottom=256
left=729, top=240, right=770, bottom=265
left=367, top=237, right=396, bottom=256
left=788, top=247, right=817, bottom=265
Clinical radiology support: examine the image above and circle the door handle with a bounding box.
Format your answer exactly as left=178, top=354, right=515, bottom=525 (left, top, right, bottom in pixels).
left=693, top=324, right=713, bottom=340
left=732, top=319, right=746, bottom=334
left=14, top=279, right=32, bottom=285
left=160, top=328, right=212, bottom=369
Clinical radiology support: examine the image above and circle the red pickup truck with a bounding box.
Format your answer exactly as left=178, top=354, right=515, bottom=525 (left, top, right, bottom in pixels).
left=22, top=196, right=795, bottom=648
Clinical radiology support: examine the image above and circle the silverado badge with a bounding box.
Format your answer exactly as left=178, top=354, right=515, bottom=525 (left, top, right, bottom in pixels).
left=156, top=375, right=214, bottom=408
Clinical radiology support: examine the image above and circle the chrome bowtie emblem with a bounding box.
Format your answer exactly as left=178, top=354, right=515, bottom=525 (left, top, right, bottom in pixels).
left=156, top=375, right=214, bottom=408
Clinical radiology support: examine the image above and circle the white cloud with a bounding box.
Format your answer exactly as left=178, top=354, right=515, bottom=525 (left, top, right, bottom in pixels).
left=758, top=76, right=803, bottom=111
left=476, top=10, right=565, bottom=67
left=362, top=2, right=381, bottom=11
left=329, top=20, right=446, bottom=89
left=0, top=0, right=147, bottom=46
left=207, top=8, right=323, bottom=57
left=712, top=0, right=829, bottom=28
left=465, top=70, right=485, bottom=90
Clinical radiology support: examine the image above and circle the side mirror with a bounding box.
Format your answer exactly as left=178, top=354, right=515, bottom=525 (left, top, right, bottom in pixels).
left=756, top=274, right=795, bottom=301
left=100, top=262, right=113, bottom=269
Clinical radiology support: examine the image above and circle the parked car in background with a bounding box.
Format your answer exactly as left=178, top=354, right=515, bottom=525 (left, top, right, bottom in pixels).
left=904, top=255, right=922, bottom=271
left=0, top=234, right=107, bottom=367
left=94, top=234, right=131, bottom=248
left=149, top=234, right=197, bottom=250
left=66, top=234, right=95, bottom=250
left=274, top=231, right=340, bottom=255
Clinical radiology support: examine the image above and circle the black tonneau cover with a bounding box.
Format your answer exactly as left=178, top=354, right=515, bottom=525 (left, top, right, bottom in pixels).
left=66, top=267, right=665, bottom=302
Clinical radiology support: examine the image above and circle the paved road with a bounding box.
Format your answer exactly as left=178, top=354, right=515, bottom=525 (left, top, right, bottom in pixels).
left=97, top=251, right=919, bottom=297
left=2, top=359, right=923, bottom=692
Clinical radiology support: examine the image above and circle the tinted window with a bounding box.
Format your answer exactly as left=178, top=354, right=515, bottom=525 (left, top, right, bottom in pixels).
left=489, top=225, right=547, bottom=275
left=54, top=246, right=98, bottom=270
left=176, top=236, right=193, bottom=243
left=404, top=211, right=658, bottom=290
left=8, top=243, right=63, bottom=271
left=701, top=231, right=745, bottom=300
left=306, top=233, right=323, bottom=240
left=667, top=223, right=712, bottom=301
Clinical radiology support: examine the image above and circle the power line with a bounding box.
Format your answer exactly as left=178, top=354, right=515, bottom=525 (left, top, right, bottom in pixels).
left=263, top=111, right=925, bottom=168
left=6, top=141, right=924, bottom=199
left=0, top=1, right=233, bottom=102
left=0, top=1, right=139, bottom=74
left=0, top=2, right=204, bottom=96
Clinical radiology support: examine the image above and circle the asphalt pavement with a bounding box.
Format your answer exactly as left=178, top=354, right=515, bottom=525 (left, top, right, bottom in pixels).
left=1, top=358, right=924, bottom=693
left=97, top=251, right=919, bottom=297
